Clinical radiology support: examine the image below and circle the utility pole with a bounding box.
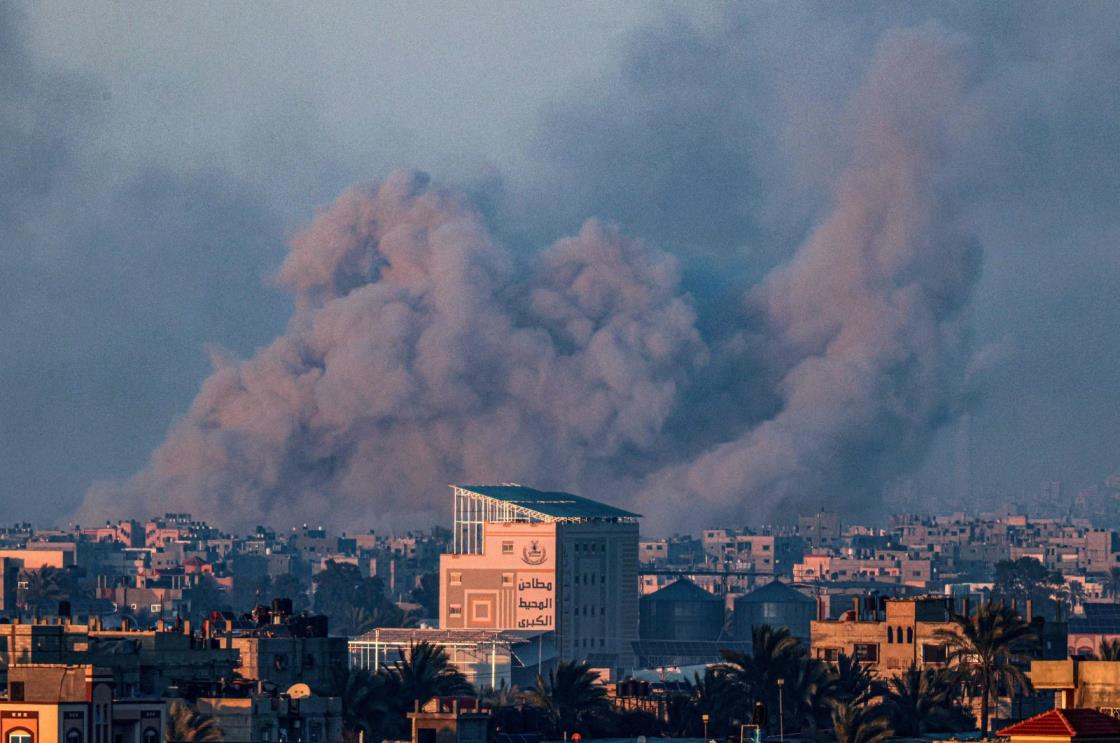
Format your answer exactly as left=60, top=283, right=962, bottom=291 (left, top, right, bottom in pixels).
left=777, top=678, right=785, bottom=743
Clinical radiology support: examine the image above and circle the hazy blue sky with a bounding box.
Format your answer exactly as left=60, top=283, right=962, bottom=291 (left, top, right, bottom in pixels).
left=3, top=2, right=1119, bottom=528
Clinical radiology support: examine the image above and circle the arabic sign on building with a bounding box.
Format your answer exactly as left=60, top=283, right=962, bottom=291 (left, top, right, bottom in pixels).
left=440, top=522, right=558, bottom=631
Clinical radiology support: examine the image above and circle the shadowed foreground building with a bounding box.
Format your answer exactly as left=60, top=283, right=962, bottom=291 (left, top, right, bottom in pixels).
left=0, top=664, right=165, bottom=743
left=440, top=484, right=639, bottom=675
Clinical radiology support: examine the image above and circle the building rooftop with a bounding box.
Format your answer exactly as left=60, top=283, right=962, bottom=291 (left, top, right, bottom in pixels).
left=643, top=578, right=721, bottom=603
left=455, top=484, right=640, bottom=522
left=998, top=708, right=1120, bottom=738
left=737, top=580, right=816, bottom=605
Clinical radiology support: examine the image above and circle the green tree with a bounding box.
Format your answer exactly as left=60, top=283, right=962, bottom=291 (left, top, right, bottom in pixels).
left=231, top=572, right=271, bottom=613
left=270, top=573, right=310, bottom=611
left=523, top=660, right=610, bottom=738
left=411, top=572, right=440, bottom=618
left=993, top=558, right=1063, bottom=608
left=339, top=668, right=397, bottom=743
left=166, top=700, right=223, bottom=742
left=935, top=601, right=1035, bottom=737
left=1108, top=568, right=1120, bottom=603
left=829, top=700, right=893, bottom=743
left=882, top=664, right=973, bottom=736
left=825, top=653, right=880, bottom=705
left=18, top=566, right=65, bottom=614
left=392, top=641, right=474, bottom=710
left=1095, top=639, right=1120, bottom=660
left=337, top=604, right=415, bottom=637
left=314, top=560, right=395, bottom=627
left=716, top=625, right=808, bottom=732
left=664, top=669, right=739, bottom=739
left=183, top=575, right=230, bottom=622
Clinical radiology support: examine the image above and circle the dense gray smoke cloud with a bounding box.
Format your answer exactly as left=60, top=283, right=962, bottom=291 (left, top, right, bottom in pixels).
left=637, top=26, right=980, bottom=524
left=81, top=173, right=706, bottom=528
left=6, top=2, right=1113, bottom=528
left=81, top=24, right=978, bottom=531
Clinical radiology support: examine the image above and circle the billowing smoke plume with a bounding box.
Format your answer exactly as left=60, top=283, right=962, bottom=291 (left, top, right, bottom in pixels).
left=81, top=24, right=980, bottom=532
left=81, top=173, right=706, bottom=528
left=636, top=26, right=981, bottom=525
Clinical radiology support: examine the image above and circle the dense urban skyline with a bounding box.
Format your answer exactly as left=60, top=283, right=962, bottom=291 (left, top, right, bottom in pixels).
left=3, top=4, right=1120, bottom=532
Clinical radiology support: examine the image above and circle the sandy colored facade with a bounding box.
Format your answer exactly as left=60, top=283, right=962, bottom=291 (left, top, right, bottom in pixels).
left=810, top=597, right=956, bottom=677
left=1032, top=659, right=1120, bottom=710
left=441, top=520, right=639, bottom=671
left=0, top=665, right=164, bottom=743
left=440, top=485, right=640, bottom=674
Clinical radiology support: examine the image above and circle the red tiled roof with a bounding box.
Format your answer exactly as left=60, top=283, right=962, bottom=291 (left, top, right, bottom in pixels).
left=999, top=709, right=1120, bottom=738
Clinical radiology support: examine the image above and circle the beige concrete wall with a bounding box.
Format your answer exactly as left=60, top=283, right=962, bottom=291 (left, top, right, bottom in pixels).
left=0, top=550, right=73, bottom=569
left=440, top=522, right=557, bottom=632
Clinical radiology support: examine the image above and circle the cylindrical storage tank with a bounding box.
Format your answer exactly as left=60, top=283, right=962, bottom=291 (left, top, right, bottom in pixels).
left=734, top=580, right=816, bottom=641
left=639, top=578, right=724, bottom=641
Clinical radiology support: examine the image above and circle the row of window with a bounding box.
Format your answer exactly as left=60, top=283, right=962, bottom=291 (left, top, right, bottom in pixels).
left=886, top=626, right=914, bottom=644
left=819, top=642, right=946, bottom=664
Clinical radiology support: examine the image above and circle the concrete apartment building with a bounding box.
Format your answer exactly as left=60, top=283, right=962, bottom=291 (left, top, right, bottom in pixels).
left=794, top=552, right=932, bottom=587
left=439, top=485, right=639, bottom=675
left=0, top=620, right=238, bottom=697
left=812, top=596, right=1068, bottom=678
left=811, top=597, right=962, bottom=676
left=0, top=664, right=165, bottom=743
left=196, top=691, right=342, bottom=743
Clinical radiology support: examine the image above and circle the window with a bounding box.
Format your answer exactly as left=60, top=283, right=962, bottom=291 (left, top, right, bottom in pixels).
left=142, top=729, right=158, bottom=743
left=853, top=643, right=879, bottom=662
left=449, top=604, right=462, bottom=617
left=502, top=542, right=514, bottom=555
left=922, top=644, right=947, bottom=663
left=450, top=572, right=462, bottom=585
left=906, top=627, right=914, bottom=644
left=9, top=732, right=32, bottom=743
left=9, top=682, right=24, bottom=701
left=501, top=573, right=514, bottom=586
left=68, top=730, right=83, bottom=743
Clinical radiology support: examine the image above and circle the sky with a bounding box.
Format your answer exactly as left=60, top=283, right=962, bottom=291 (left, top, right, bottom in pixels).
left=2, top=2, right=1119, bottom=531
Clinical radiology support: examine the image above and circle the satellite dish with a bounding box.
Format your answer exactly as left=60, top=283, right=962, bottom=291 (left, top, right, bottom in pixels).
left=286, top=683, right=312, bottom=699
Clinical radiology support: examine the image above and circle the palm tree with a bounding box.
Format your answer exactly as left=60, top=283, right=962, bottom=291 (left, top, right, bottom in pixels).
left=783, top=653, right=833, bottom=733
left=717, top=625, right=805, bottom=731
left=829, top=700, right=894, bottom=743
left=664, top=670, right=739, bottom=739
left=339, top=668, right=397, bottom=743
left=392, top=641, right=474, bottom=709
left=1068, top=582, right=1086, bottom=610
left=165, top=700, right=223, bottom=742
left=882, top=664, right=973, bottom=736
left=1096, top=638, right=1120, bottom=660
left=935, top=601, right=1035, bottom=738
left=523, top=660, right=610, bottom=738
left=1108, top=568, right=1120, bottom=603
left=18, top=566, right=65, bottom=614
left=339, top=605, right=417, bottom=636
left=825, top=653, right=881, bottom=705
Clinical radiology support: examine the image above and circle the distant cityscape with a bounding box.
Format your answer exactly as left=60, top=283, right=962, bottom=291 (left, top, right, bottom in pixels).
left=5, top=483, right=1120, bottom=742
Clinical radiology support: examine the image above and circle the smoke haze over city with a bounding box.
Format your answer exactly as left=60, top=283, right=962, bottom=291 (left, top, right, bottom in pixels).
left=3, top=3, right=1120, bottom=531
